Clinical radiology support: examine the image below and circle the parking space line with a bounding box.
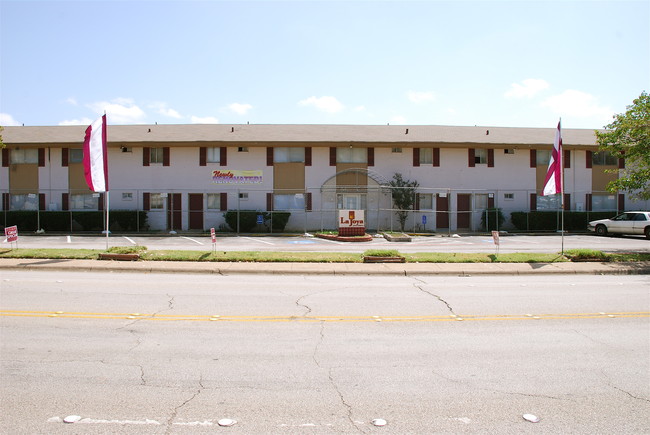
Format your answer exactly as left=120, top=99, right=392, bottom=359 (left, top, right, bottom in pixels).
left=67, top=236, right=72, bottom=243
left=240, top=236, right=275, bottom=245
left=181, top=237, right=204, bottom=245
left=123, top=237, right=137, bottom=245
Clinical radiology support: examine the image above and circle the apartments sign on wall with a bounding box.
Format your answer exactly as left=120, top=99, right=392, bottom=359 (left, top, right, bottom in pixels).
left=212, top=170, right=263, bottom=184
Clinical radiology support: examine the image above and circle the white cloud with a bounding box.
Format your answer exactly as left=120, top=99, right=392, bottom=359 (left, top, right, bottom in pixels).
left=149, top=102, right=182, bottom=119
left=541, top=90, right=612, bottom=119
left=298, top=96, right=344, bottom=113
left=407, top=91, right=435, bottom=103
left=59, top=118, right=93, bottom=126
left=190, top=115, right=219, bottom=124
left=228, top=103, right=253, bottom=115
left=65, top=97, right=78, bottom=106
left=354, top=105, right=366, bottom=112
left=504, top=79, right=550, bottom=99
left=0, top=113, right=21, bottom=126
left=87, top=98, right=146, bottom=124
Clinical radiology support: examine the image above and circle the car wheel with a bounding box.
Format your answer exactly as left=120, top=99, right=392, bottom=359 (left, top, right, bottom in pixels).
left=595, top=225, right=608, bottom=236
left=645, top=227, right=650, bottom=240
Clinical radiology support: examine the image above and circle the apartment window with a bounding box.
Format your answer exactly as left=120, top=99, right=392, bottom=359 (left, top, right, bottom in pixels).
left=592, top=151, right=618, bottom=166
left=419, top=148, right=433, bottom=165
left=10, top=149, right=38, bottom=164
left=592, top=194, right=617, bottom=211
left=150, top=147, right=164, bottom=164
left=274, top=147, right=305, bottom=163
left=504, top=149, right=515, bottom=155
left=10, top=194, right=38, bottom=210
left=274, top=193, right=305, bottom=210
left=536, top=195, right=560, bottom=210
left=238, top=147, right=249, bottom=153
left=418, top=193, right=433, bottom=210
left=206, top=147, right=221, bottom=163
left=207, top=193, right=222, bottom=210
left=474, top=149, right=488, bottom=164
left=69, top=149, right=84, bottom=163
left=504, top=193, right=515, bottom=200
left=70, top=194, right=99, bottom=210
left=392, top=148, right=402, bottom=153
left=239, top=192, right=249, bottom=200
left=337, top=147, right=366, bottom=163
left=122, top=192, right=133, bottom=201
left=149, top=193, right=164, bottom=210
left=536, top=150, right=551, bottom=165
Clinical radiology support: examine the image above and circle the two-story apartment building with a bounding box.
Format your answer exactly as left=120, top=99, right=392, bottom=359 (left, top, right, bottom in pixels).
left=2, top=123, right=646, bottom=232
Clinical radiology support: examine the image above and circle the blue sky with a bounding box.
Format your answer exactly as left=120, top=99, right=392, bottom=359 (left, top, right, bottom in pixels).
left=1, top=0, right=648, bottom=129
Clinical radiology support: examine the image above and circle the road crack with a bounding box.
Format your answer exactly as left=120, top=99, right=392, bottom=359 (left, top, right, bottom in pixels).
left=165, top=377, right=204, bottom=434
left=412, top=278, right=456, bottom=316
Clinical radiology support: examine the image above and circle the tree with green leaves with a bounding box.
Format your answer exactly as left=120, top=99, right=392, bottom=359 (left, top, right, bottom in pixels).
left=0, top=126, right=5, bottom=148
left=389, top=173, right=419, bottom=232
left=595, top=91, right=650, bottom=200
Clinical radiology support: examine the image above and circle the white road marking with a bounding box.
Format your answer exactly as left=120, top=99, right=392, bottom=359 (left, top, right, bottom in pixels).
left=181, top=236, right=204, bottom=245
left=67, top=236, right=72, bottom=243
left=240, top=236, right=275, bottom=245
left=123, top=236, right=137, bottom=245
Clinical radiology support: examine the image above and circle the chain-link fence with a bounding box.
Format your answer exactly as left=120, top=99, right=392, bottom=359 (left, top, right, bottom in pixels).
left=2, top=187, right=642, bottom=234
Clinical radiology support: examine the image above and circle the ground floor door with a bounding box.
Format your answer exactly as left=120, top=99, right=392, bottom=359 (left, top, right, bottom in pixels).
left=457, top=193, right=471, bottom=229
left=167, top=193, right=182, bottom=231
left=436, top=194, right=449, bottom=229
left=188, top=193, right=204, bottom=230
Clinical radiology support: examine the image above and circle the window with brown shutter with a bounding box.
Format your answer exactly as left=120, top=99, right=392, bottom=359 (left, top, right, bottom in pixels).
left=1, top=148, right=8, bottom=167
left=199, top=147, right=207, bottom=166
left=267, top=147, right=274, bottom=166
left=143, top=148, right=150, bottom=166
left=413, top=148, right=420, bottom=167
left=143, top=192, right=151, bottom=211
left=220, top=193, right=228, bottom=211
left=530, top=193, right=537, bottom=211
left=220, top=147, right=227, bottom=166
left=367, top=148, right=374, bottom=167
left=266, top=193, right=274, bottom=211
left=586, top=151, right=592, bottom=168
left=433, top=148, right=440, bottom=167
left=163, top=147, right=170, bottom=166
left=306, top=192, right=312, bottom=211
left=305, top=147, right=312, bottom=166
left=329, top=147, right=336, bottom=166
left=530, top=149, right=537, bottom=168
left=62, top=148, right=69, bottom=167
left=487, top=149, right=494, bottom=167
left=468, top=149, right=476, bottom=167
left=38, top=148, right=45, bottom=167
left=62, top=193, right=69, bottom=211
left=564, top=150, right=570, bottom=168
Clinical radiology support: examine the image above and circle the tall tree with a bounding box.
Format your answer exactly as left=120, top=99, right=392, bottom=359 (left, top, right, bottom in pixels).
left=595, top=91, right=650, bottom=200
left=389, top=173, right=419, bottom=232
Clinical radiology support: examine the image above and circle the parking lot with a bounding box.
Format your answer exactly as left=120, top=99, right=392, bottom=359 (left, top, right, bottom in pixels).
left=2, top=233, right=648, bottom=254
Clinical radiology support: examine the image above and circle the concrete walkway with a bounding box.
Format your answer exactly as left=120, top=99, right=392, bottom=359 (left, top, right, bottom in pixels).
left=1, top=258, right=648, bottom=276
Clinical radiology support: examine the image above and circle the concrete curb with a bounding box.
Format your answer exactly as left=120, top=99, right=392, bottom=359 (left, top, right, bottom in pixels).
left=1, top=258, right=648, bottom=276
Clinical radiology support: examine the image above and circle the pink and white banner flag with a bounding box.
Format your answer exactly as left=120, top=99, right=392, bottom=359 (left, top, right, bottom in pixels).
left=542, top=120, right=562, bottom=196
left=83, top=115, right=108, bottom=192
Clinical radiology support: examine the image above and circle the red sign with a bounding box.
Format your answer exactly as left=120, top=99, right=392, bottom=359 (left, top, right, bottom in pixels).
left=5, top=226, right=18, bottom=243
left=492, top=230, right=500, bottom=246
left=210, top=228, right=216, bottom=244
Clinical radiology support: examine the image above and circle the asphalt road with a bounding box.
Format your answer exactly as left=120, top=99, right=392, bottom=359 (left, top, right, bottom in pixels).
left=1, top=271, right=648, bottom=434
left=3, top=233, right=650, bottom=253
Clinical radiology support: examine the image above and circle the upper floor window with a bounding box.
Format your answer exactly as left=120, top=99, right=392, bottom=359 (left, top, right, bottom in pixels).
left=419, top=148, right=433, bottom=165
left=592, top=151, right=618, bottom=166
left=474, top=149, right=488, bottom=164
left=337, top=147, right=366, bottom=164
left=150, top=147, right=164, bottom=164
left=11, top=149, right=38, bottom=164
left=69, top=149, right=84, bottom=164
left=206, top=147, right=221, bottom=163
left=274, top=147, right=305, bottom=163
left=536, top=149, right=551, bottom=165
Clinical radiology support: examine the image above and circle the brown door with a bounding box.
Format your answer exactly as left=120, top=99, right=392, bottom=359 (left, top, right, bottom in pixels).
left=436, top=194, right=449, bottom=229
left=189, top=194, right=204, bottom=230
left=167, top=193, right=182, bottom=231
left=457, top=194, right=471, bottom=229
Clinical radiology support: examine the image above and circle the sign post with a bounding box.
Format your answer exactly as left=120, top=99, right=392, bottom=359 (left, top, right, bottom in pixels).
left=422, top=215, right=427, bottom=232
left=491, top=230, right=500, bottom=258
left=210, top=228, right=216, bottom=253
left=5, top=225, right=18, bottom=249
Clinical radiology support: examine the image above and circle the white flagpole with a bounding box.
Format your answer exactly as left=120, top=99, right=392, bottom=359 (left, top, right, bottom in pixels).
left=105, top=191, right=110, bottom=250
left=558, top=118, right=564, bottom=255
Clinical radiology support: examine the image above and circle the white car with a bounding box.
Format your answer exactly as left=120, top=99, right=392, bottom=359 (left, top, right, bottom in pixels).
left=588, top=211, right=650, bottom=239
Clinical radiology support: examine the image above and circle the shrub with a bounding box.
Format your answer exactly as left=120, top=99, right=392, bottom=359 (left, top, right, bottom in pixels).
left=223, top=210, right=292, bottom=232
left=1, top=210, right=147, bottom=232
left=480, top=208, right=505, bottom=231
left=510, top=211, right=617, bottom=231
left=265, top=212, right=291, bottom=231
